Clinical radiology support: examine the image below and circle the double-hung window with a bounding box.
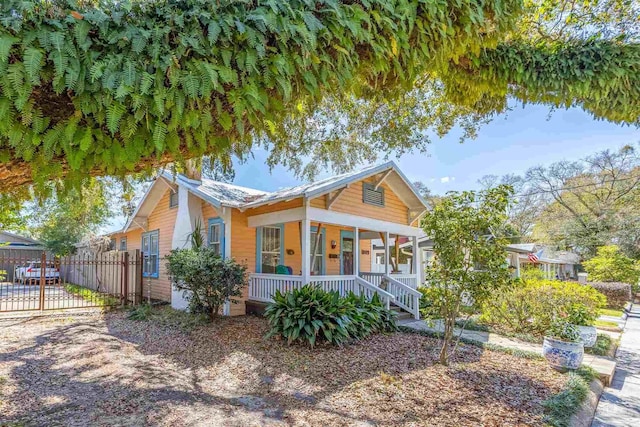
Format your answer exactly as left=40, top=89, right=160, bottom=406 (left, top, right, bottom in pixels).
left=119, top=237, right=127, bottom=251
left=142, top=230, right=159, bottom=278
left=310, top=227, right=325, bottom=275
left=259, top=225, right=282, bottom=273
left=208, top=218, right=224, bottom=257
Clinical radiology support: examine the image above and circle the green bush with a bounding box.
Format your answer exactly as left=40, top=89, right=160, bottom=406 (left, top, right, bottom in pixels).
left=521, top=265, right=546, bottom=282
left=479, top=279, right=606, bottom=336
left=264, top=285, right=396, bottom=347
left=586, top=334, right=615, bottom=357
left=543, top=367, right=596, bottom=427
left=417, top=286, right=439, bottom=319
left=583, top=245, right=640, bottom=285
left=165, top=247, right=247, bottom=320
left=587, top=282, right=632, bottom=309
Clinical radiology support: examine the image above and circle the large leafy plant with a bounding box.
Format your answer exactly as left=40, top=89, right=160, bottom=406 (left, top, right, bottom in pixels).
left=264, top=285, right=396, bottom=347
left=547, top=319, right=581, bottom=343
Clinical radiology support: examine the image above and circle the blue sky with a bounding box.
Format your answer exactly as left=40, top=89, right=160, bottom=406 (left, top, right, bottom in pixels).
left=233, top=105, right=639, bottom=194
left=105, top=104, right=639, bottom=233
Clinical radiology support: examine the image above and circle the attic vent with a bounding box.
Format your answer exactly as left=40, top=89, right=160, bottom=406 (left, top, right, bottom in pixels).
left=363, top=183, right=385, bottom=207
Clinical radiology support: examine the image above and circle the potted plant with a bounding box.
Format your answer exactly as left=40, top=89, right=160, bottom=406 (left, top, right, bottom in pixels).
left=542, top=319, right=584, bottom=371
left=566, top=305, right=598, bottom=348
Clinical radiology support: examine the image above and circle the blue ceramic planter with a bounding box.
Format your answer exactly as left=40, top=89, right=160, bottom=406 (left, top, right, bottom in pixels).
left=542, top=337, right=584, bottom=370
left=575, top=325, right=598, bottom=348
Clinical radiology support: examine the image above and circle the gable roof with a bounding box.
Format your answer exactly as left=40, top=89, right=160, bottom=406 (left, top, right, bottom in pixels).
left=0, top=231, right=42, bottom=246
left=183, top=176, right=268, bottom=208
left=506, top=243, right=538, bottom=254
left=123, top=162, right=428, bottom=232
left=241, top=161, right=428, bottom=212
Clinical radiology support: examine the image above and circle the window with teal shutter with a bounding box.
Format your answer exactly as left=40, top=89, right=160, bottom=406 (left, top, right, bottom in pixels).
left=142, top=230, right=159, bottom=278
left=208, top=218, right=225, bottom=257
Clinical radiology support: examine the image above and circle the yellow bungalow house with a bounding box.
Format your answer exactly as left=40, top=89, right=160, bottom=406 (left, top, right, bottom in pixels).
left=111, top=162, right=427, bottom=319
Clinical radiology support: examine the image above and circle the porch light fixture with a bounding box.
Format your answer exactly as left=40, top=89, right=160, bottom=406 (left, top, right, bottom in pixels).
left=331, top=240, right=337, bottom=249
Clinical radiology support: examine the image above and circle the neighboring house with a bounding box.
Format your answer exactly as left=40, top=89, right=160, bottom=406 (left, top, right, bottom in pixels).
left=400, top=238, right=580, bottom=282
left=0, top=231, right=49, bottom=282
left=398, top=236, right=434, bottom=283
left=111, top=162, right=428, bottom=318
left=370, top=236, right=414, bottom=274
left=506, top=243, right=580, bottom=280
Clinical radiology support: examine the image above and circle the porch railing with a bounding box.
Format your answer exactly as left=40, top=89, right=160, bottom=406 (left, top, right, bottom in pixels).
left=355, top=276, right=394, bottom=309
left=360, top=272, right=419, bottom=289
left=383, top=274, right=421, bottom=319
left=248, top=274, right=304, bottom=303
left=248, top=274, right=395, bottom=309
left=359, top=272, right=384, bottom=287
left=309, top=275, right=356, bottom=297
left=392, top=274, right=419, bottom=289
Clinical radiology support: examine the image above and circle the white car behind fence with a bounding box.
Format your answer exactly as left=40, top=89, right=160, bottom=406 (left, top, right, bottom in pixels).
left=14, top=261, right=60, bottom=284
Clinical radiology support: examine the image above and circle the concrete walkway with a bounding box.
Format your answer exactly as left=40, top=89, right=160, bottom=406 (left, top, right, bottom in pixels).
left=592, top=304, right=640, bottom=427
left=399, top=319, right=617, bottom=384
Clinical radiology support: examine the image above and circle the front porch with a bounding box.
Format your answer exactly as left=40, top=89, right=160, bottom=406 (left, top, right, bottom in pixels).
left=248, top=272, right=421, bottom=319
left=245, top=209, right=423, bottom=319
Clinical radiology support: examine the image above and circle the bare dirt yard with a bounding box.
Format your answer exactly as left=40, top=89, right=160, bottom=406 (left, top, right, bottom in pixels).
left=0, top=308, right=568, bottom=426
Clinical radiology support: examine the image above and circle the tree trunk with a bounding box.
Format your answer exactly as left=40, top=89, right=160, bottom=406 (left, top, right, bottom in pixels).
left=439, top=314, right=454, bottom=365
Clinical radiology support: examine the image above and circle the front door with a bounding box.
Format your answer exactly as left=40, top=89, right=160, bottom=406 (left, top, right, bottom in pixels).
left=341, top=231, right=354, bottom=275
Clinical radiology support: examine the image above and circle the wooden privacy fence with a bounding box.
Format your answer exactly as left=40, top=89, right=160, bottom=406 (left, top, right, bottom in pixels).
left=59, top=250, right=142, bottom=301
left=0, top=250, right=143, bottom=313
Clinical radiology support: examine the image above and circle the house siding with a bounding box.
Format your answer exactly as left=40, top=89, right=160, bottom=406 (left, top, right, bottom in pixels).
left=111, top=189, right=177, bottom=302
left=245, top=199, right=303, bottom=216
left=310, top=180, right=409, bottom=225
left=201, top=203, right=219, bottom=226
left=229, top=209, right=255, bottom=316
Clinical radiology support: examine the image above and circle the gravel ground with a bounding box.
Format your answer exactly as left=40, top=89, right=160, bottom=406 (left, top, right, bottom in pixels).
left=0, top=309, right=568, bottom=426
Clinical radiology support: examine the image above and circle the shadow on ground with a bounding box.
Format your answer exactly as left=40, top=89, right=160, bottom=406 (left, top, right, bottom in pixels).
left=0, top=310, right=566, bottom=426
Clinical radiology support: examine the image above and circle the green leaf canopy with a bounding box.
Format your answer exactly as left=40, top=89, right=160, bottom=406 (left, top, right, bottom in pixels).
left=0, top=0, right=638, bottom=190
left=0, top=0, right=521, bottom=189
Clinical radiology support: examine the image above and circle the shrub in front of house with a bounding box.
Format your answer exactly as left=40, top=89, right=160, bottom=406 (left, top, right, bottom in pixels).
left=264, top=285, right=397, bottom=347
left=479, top=279, right=606, bottom=337
left=165, top=247, right=247, bottom=320
left=587, top=282, right=631, bottom=309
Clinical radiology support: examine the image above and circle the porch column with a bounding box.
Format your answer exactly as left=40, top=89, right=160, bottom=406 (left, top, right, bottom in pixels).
left=516, top=255, right=521, bottom=278
left=384, top=231, right=389, bottom=275
left=411, top=236, right=418, bottom=277
left=416, top=245, right=423, bottom=285
left=301, top=219, right=311, bottom=284
left=354, top=227, right=359, bottom=276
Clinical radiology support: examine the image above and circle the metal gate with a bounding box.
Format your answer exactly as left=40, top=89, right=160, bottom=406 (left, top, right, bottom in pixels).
left=0, top=250, right=142, bottom=313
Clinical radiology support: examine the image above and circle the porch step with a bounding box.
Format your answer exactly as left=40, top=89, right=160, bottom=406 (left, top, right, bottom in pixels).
left=390, top=305, right=413, bottom=320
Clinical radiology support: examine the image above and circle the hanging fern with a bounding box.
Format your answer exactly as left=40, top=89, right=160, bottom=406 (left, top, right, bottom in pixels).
left=444, top=39, right=640, bottom=125
left=0, top=0, right=637, bottom=191
left=0, top=0, right=521, bottom=189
